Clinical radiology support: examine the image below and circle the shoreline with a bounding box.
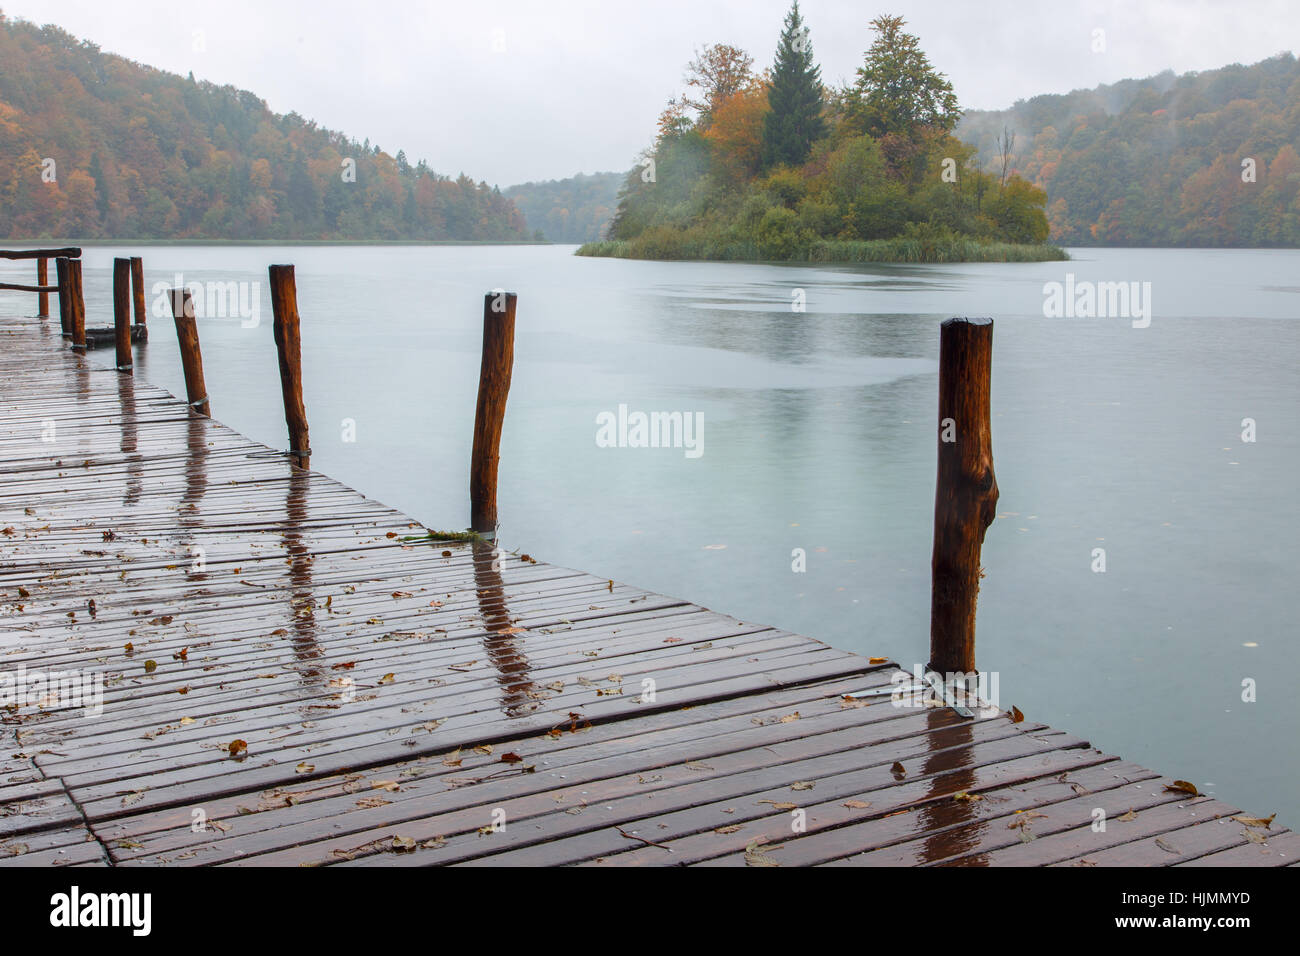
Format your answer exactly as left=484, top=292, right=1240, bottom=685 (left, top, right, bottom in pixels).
left=575, top=236, right=1070, bottom=264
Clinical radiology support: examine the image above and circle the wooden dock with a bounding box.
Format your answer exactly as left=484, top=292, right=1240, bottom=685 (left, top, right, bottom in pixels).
left=1, top=309, right=1293, bottom=868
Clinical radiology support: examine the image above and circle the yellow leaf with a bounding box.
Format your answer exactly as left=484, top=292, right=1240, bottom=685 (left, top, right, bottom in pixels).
left=1231, top=813, right=1275, bottom=829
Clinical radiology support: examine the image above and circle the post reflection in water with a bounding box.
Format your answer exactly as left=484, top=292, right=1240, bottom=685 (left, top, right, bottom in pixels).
left=915, top=710, right=985, bottom=866
left=281, top=463, right=325, bottom=701
left=116, top=374, right=143, bottom=508
left=471, top=539, right=540, bottom=718
left=179, top=412, right=209, bottom=583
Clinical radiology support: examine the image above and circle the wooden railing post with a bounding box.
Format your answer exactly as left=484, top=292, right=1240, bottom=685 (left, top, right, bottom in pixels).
left=268, top=265, right=310, bottom=470
left=37, top=258, right=49, bottom=318
left=169, top=288, right=210, bottom=417
left=68, top=259, right=86, bottom=352
left=470, top=291, right=517, bottom=533
left=130, top=256, right=147, bottom=333
left=929, top=316, right=998, bottom=675
left=55, top=257, right=72, bottom=338
left=113, top=257, right=132, bottom=373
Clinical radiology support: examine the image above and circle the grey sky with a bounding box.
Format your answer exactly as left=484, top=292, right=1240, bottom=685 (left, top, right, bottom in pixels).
left=4, top=0, right=1296, bottom=186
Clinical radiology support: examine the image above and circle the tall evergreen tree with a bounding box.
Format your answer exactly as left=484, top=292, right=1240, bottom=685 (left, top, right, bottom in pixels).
left=760, top=1, right=824, bottom=170
left=849, top=15, right=959, bottom=141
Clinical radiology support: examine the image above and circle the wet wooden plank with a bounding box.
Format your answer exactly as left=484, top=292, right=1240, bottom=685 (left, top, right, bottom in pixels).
left=1176, top=827, right=1300, bottom=866
left=0, top=311, right=1286, bottom=868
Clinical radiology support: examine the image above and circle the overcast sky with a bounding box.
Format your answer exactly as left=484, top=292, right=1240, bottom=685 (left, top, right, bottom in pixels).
left=4, top=0, right=1297, bottom=186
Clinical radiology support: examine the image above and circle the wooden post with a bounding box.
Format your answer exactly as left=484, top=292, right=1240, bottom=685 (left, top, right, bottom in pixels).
left=113, top=257, right=132, bottom=372
left=55, top=257, right=71, bottom=338
left=268, top=265, right=310, bottom=470
left=169, top=289, right=210, bottom=417
left=37, top=258, right=49, bottom=318
left=929, top=316, right=998, bottom=675
left=470, top=291, right=517, bottom=533
left=130, top=256, right=147, bottom=330
left=68, top=259, right=86, bottom=351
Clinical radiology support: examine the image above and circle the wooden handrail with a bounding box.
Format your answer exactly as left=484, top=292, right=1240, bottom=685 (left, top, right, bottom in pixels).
left=0, top=247, right=82, bottom=260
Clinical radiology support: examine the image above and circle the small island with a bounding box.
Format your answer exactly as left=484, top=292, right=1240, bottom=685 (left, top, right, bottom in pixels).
left=578, top=6, right=1067, bottom=264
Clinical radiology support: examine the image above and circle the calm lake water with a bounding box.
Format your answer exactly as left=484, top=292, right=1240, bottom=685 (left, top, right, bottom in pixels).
left=9, top=243, right=1298, bottom=824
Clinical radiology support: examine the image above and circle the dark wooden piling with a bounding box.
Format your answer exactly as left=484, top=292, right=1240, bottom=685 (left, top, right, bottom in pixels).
left=112, top=258, right=132, bottom=372
left=130, top=256, right=147, bottom=331
left=37, top=258, right=49, bottom=318
left=268, top=265, right=310, bottom=470
left=68, top=258, right=86, bottom=351
left=929, top=316, right=999, bottom=675
left=470, top=291, right=517, bottom=533
left=55, top=257, right=71, bottom=338
left=169, top=288, right=210, bottom=416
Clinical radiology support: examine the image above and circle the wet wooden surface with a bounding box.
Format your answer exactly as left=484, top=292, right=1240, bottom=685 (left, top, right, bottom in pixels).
left=0, top=311, right=1291, bottom=867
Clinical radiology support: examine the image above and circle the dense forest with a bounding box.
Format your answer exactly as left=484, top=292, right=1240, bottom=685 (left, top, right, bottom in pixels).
left=582, top=4, right=1061, bottom=263
left=504, top=172, right=622, bottom=242
left=959, top=54, right=1300, bottom=246
left=0, top=13, right=530, bottom=241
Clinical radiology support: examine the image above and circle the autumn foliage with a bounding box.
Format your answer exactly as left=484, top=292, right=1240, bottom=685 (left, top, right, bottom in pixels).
left=0, top=14, right=529, bottom=240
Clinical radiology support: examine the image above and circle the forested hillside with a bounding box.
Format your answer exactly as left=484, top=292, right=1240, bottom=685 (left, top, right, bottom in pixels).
left=958, top=54, right=1300, bottom=245
left=504, top=172, right=621, bottom=242
left=0, top=13, right=529, bottom=240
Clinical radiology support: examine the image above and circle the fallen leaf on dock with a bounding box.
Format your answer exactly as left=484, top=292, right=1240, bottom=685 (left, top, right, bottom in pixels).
left=1231, top=813, right=1275, bottom=828
left=790, top=781, right=815, bottom=791
left=1008, top=706, right=1024, bottom=723
left=227, top=739, right=247, bottom=757
left=744, top=839, right=781, bottom=866
left=1163, top=780, right=1200, bottom=797
left=1116, top=809, right=1138, bottom=822
left=842, top=800, right=871, bottom=809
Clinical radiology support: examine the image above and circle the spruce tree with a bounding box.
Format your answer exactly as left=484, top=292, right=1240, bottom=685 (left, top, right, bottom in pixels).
left=760, top=1, right=825, bottom=170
